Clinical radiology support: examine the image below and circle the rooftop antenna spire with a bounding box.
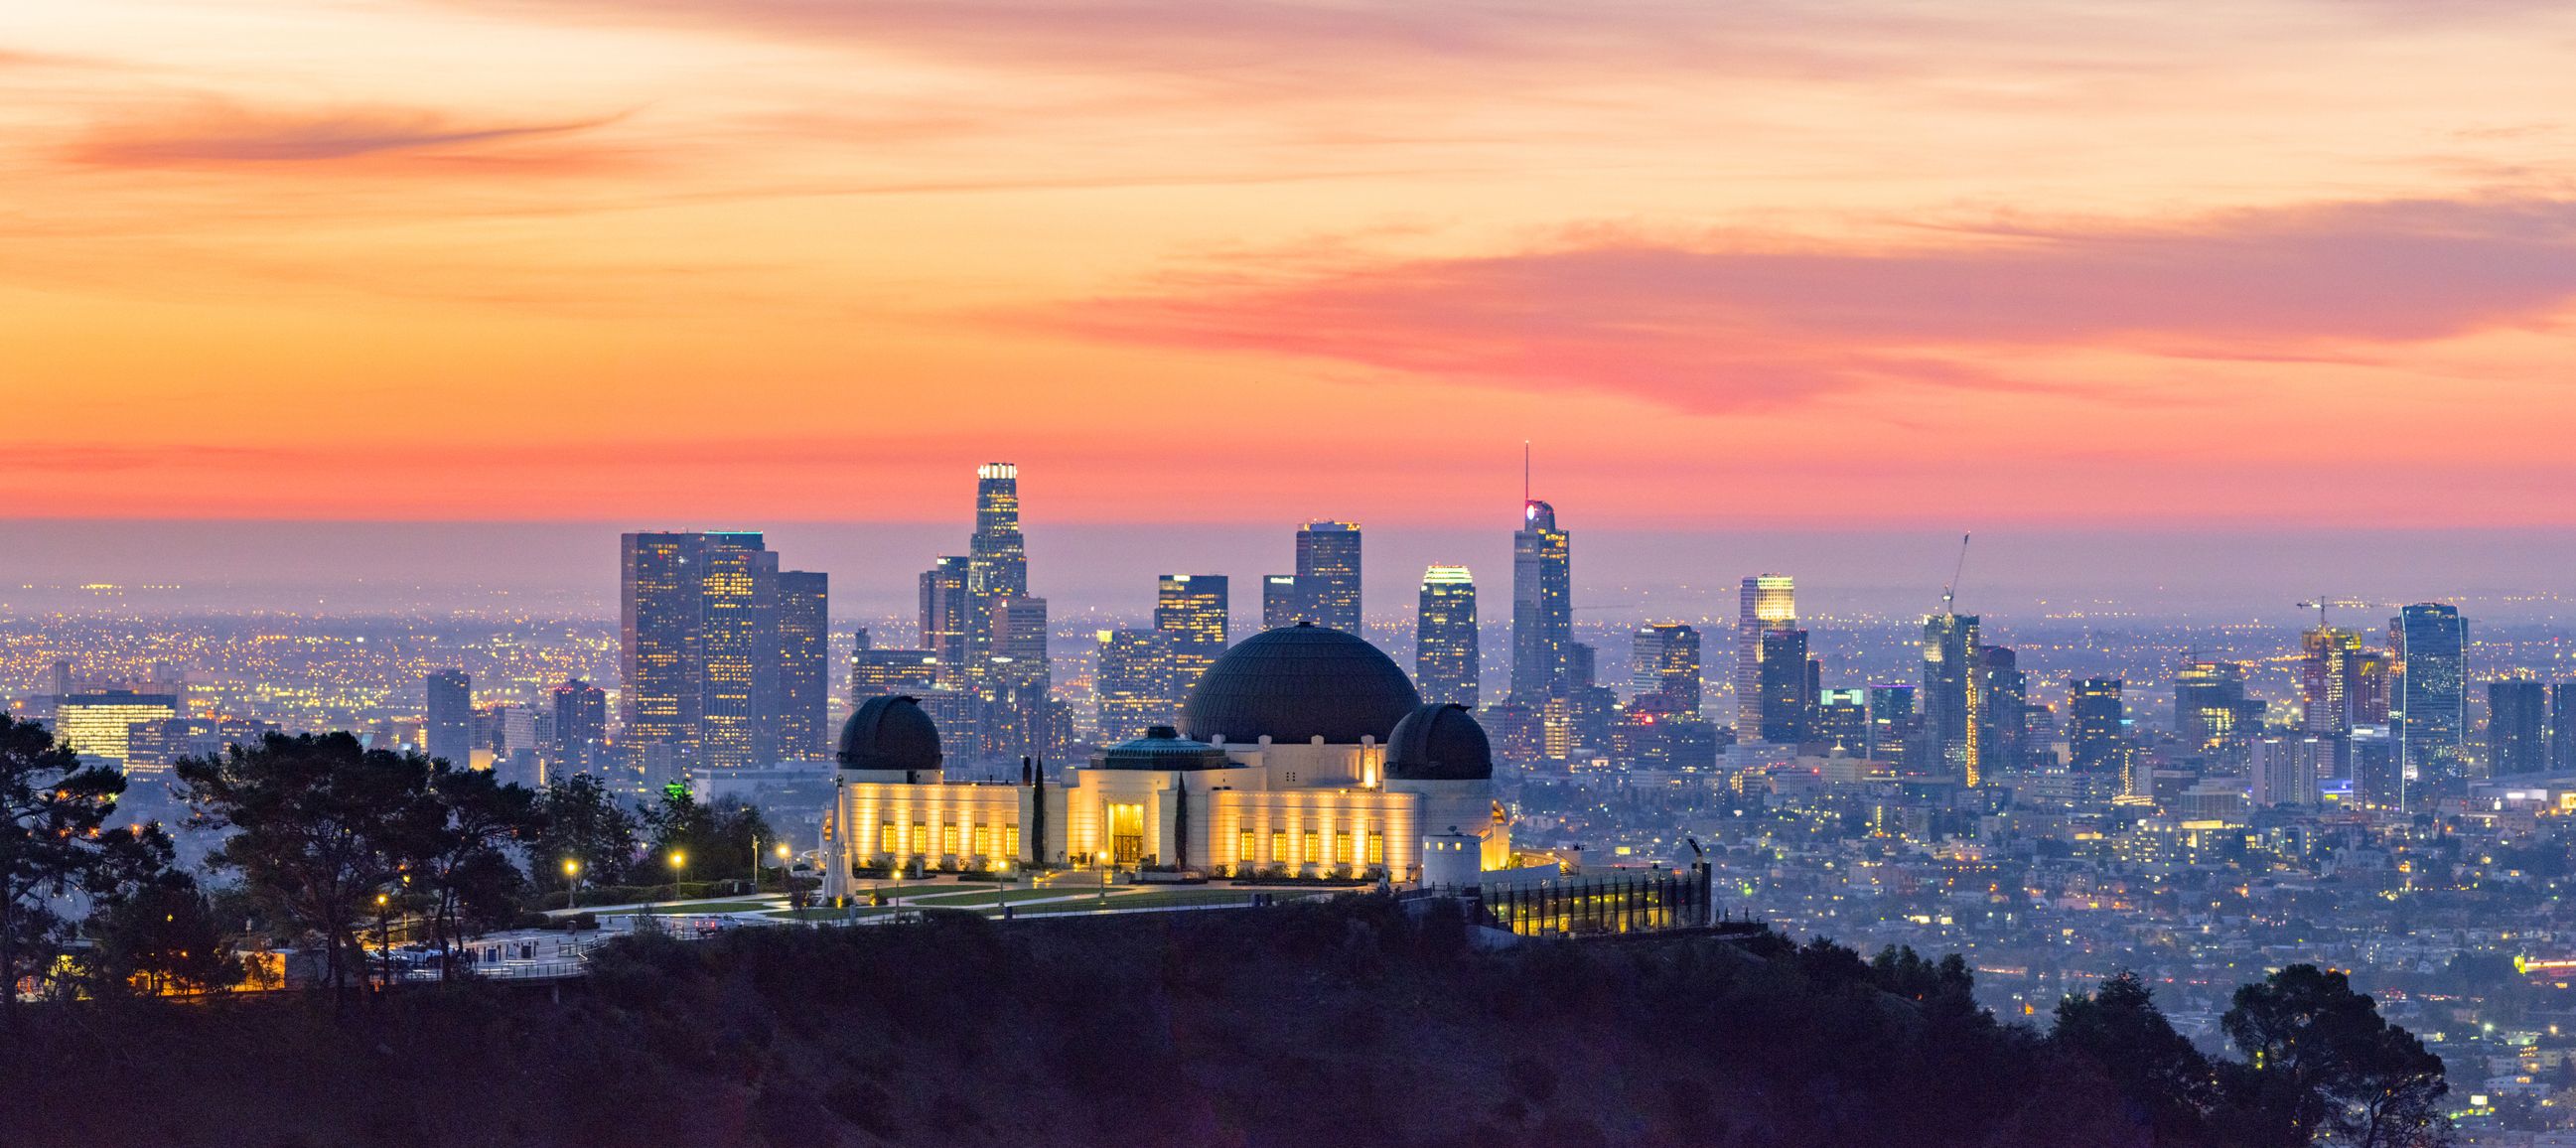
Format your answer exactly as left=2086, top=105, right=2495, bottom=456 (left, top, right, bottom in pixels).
left=1941, top=532, right=1972, bottom=615
left=1522, top=440, right=1530, bottom=504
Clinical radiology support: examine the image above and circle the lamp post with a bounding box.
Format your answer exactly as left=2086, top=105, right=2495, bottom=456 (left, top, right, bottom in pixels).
left=562, top=858, right=583, bottom=951
left=666, top=849, right=687, bottom=917
left=374, top=892, right=391, bottom=992
left=774, top=842, right=792, bottom=909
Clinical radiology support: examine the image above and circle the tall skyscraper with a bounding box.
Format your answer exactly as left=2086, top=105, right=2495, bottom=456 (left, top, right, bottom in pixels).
left=2393, top=604, right=2467, bottom=787
left=1510, top=500, right=1572, bottom=699
left=2070, top=677, right=2125, bottom=774
left=775, top=570, right=829, bottom=758
left=1414, top=566, right=1480, bottom=708
left=548, top=678, right=607, bottom=781
left=1156, top=575, right=1230, bottom=697
left=1757, top=628, right=1810, bottom=744
left=425, top=668, right=473, bottom=769
left=2300, top=627, right=2364, bottom=734
left=1920, top=613, right=1981, bottom=785
left=693, top=537, right=778, bottom=772
left=919, top=556, right=973, bottom=691
left=620, top=530, right=808, bottom=778
left=2489, top=679, right=2548, bottom=777
left=2349, top=649, right=2393, bottom=727
left=1736, top=575, right=1795, bottom=733
left=969, top=463, right=1028, bottom=593
left=1630, top=623, right=1702, bottom=718
left=2554, top=683, right=2576, bottom=774
left=1261, top=575, right=1301, bottom=632
left=986, top=593, right=1052, bottom=756
left=1096, top=629, right=1174, bottom=743
left=1978, top=646, right=2028, bottom=771
left=1293, top=521, right=1362, bottom=634
left=2352, top=724, right=2401, bottom=808
left=966, top=463, right=1029, bottom=688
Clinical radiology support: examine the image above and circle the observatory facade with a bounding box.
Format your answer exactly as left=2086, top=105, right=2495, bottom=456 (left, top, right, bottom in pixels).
left=823, top=624, right=1510, bottom=893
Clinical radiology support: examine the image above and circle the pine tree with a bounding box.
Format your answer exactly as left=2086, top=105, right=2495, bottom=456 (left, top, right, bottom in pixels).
left=1, top=715, right=170, bottom=1020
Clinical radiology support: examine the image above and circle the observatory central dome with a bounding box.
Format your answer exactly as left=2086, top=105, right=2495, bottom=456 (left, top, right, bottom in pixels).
left=838, top=695, right=943, bottom=773
left=1179, top=624, right=1421, bottom=745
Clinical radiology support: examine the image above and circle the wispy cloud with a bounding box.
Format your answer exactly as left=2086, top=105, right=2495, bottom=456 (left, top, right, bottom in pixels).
left=66, top=99, right=627, bottom=170
left=451, top=0, right=1970, bottom=90
left=1033, top=197, right=2576, bottom=412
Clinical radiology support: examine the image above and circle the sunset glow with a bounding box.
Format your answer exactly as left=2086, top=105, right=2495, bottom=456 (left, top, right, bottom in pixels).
left=9, top=0, right=2576, bottom=525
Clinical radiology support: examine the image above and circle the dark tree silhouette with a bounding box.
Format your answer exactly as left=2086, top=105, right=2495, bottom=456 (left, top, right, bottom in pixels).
left=2219, top=963, right=2450, bottom=1148
left=640, top=789, right=770, bottom=884
left=175, top=732, right=443, bottom=995
left=2054, top=970, right=2219, bottom=1143
left=416, top=767, right=545, bottom=980
left=530, top=772, right=639, bottom=895
left=1, top=714, right=172, bottom=1020
left=81, top=880, right=244, bottom=998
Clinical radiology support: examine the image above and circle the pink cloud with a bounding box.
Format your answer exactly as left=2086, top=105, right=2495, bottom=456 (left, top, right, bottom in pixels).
left=1031, top=198, right=2576, bottom=411
left=451, top=0, right=1956, bottom=88
left=67, top=100, right=625, bottom=170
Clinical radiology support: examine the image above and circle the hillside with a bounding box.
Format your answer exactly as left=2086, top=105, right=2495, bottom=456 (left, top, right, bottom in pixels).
left=3, top=898, right=2249, bottom=1147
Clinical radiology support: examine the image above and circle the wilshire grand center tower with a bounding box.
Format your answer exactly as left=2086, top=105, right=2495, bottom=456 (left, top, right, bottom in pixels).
left=1510, top=500, right=1571, bottom=700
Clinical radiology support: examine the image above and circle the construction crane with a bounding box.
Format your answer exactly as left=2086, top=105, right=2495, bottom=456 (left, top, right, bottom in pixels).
left=1940, top=532, right=1972, bottom=615
left=2295, top=596, right=2371, bottom=630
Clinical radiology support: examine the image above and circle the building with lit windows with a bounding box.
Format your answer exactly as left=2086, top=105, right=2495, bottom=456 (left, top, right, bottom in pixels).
left=1095, top=629, right=1175, bottom=743
left=775, top=570, right=830, bottom=759
left=620, top=530, right=823, bottom=778
left=2490, top=679, right=2548, bottom=777
left=2393, top=603, right=2467, bottom=785
left=1291, top=521, right=1363, bottom=634
left=123, top=716, right=278, bottom=781
left=55, top=690, right=179, bottom=768
left=1737, top=575, right=1795, bottom=732
left=2300, top=626, right=2364, bottom=734
left=1920, top=613, right=1981, bottom=785
left=1866, top=682, right=1916, bottom=767
left=548, top=679, right=607, bottom=782
left=1756, top=628, right=1809, bottom=745
left=2070, top=678, right=2125, bottom=774
left=1978, top=646, right=2028, bottom=771
left=919, top=556, right=973, bottom=692
left=1155, top=574, right=1229, bottom=697
left=2174, top=659, right=2259, bottom=755
left=2553, top=683, right=2576, bottom=773
left=851, top=648, right=940, bottom=698
left=1260, top=575, right=1301, bottom=631
left=822, top=624, right=1510, bottom=890
left=1630, top=624, right=1701, bottom=719
left=1510, top=501, right=1571, bottom=699
left=1414, top=566, right=1479, bottom=709
left=983, top=592, right=1051, bottom=756
left=1812, top=688, right=1867, bottom=754
left=424, top=668, right=473, bottom=770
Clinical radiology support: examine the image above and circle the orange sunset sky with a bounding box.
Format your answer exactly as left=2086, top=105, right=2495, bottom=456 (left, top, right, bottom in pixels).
left=6, top=1, right=2576, bottom=527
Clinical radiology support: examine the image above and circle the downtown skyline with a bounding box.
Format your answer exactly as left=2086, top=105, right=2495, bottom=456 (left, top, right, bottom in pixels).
left=9, top=1, right=2576, bottom=526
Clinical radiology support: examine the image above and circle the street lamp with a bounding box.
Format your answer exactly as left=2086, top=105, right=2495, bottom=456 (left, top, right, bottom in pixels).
left=374, top=892, right=391, bottom=991
left=774, top=842, right=792, bottom=904
left=666, top=850, right=687, bottom=918
left=562, top=858, right=584, bottom=950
